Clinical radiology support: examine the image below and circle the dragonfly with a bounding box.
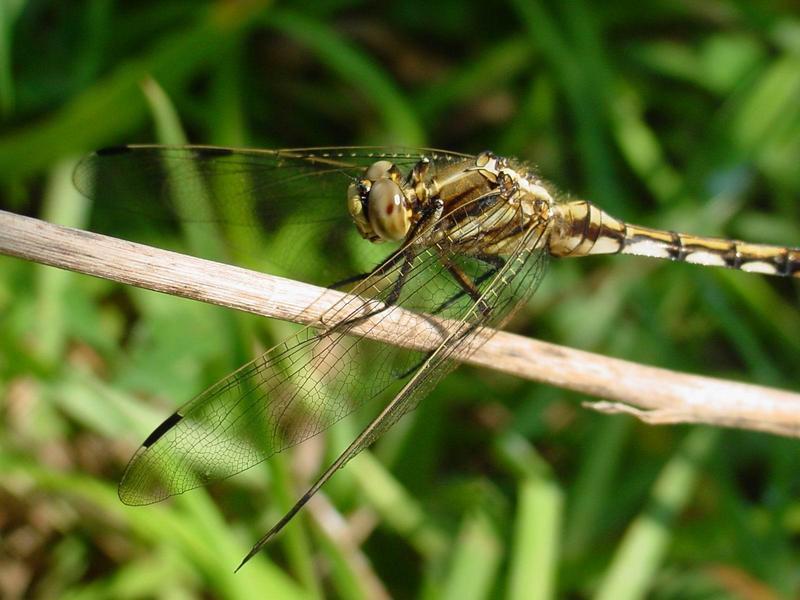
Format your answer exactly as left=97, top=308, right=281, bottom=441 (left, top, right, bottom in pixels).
left=73, top=145, right=800, bottom=570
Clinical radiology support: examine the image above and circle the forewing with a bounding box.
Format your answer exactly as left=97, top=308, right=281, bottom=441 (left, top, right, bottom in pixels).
left=74, top=145, right=475, bottom=281
left=72, top=145, right=472, bottom=231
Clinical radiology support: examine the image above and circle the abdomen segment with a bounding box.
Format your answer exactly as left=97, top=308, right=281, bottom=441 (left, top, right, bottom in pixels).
left=549, top=200, right=800, bottom=278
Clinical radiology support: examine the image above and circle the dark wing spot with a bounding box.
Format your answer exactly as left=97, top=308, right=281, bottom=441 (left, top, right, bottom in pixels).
left=386, top=203, right=394, bottom=215
left=142, top=411, right=184, bottom=447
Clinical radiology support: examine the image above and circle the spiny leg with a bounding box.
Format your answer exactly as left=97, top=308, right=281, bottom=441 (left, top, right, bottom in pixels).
left=431, top=254, right=505, bottom=316
left=330, top=194, right=448, bottom=373
left=394, top=258, right=498, bottom=381
left=382, top=252, right=415, bottom=308
left=328, top=250, right=416, bottom=331
left=343, top=195, right=445, bottom=322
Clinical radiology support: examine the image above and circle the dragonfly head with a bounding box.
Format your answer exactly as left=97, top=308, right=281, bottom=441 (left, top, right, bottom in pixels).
left=347, top=160, right=412, bottom=243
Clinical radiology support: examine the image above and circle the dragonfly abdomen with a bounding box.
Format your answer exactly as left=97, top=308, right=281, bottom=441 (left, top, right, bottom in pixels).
left=550, top=200, right=800, bottom=278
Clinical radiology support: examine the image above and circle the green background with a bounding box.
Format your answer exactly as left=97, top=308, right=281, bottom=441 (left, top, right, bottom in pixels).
left=1, top=1, right=800, bottom=598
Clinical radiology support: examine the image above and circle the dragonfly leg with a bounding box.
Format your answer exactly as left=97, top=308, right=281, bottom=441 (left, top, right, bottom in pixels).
left=330, top=193, right=444, bottom=301
left=336, top=196, right=445, bottom=323
left=390, top=255, right=503, bottom=381
left=443, top=261, right=493, bottom=317
left=430, top=253, right=506, bottom=316
left=323, top=250, right=417, bottom=334
left=362, top=251, right=415, bottom=316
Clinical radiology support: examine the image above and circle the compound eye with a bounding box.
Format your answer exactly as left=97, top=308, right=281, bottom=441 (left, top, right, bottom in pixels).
left=365, top=160, right=394, bottom=181
left=368, top=178, right=409, bottom=242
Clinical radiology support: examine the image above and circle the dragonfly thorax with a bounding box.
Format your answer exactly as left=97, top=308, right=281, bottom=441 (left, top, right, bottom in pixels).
left=347, top=160, right=413, bottom=243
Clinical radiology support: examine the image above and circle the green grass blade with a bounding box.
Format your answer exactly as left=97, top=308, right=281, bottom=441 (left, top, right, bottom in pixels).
left=441, top=511, right=502, bottom=600
left=263, top=9, right=423, bottom=146
left=594, top=428, right=720, bottom=600
left=0, top=2, right=266, bottom=180
left=507, top=477, right=562, bottom=600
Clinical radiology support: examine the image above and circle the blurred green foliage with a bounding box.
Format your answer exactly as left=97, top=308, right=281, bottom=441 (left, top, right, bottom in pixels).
left=1, top=0, right=800, bottom=598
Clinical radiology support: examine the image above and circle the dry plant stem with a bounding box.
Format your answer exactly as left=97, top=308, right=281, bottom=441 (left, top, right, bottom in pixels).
left=2, top=209, right=799, bottom=438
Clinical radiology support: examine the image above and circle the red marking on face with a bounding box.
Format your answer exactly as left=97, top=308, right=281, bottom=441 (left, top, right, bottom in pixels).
left=386, top=203, right=394, bottom=215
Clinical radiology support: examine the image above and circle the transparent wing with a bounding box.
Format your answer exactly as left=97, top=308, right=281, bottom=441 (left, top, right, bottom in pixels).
left=73, top=145, right=473, bottom=231
left=345, top=228, right=550, bottom=455
left=117, top=190, right=548, bottom=506
left=74, top=145, right=476, bottom=282
left=239, top=215, right=550, bottom=566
